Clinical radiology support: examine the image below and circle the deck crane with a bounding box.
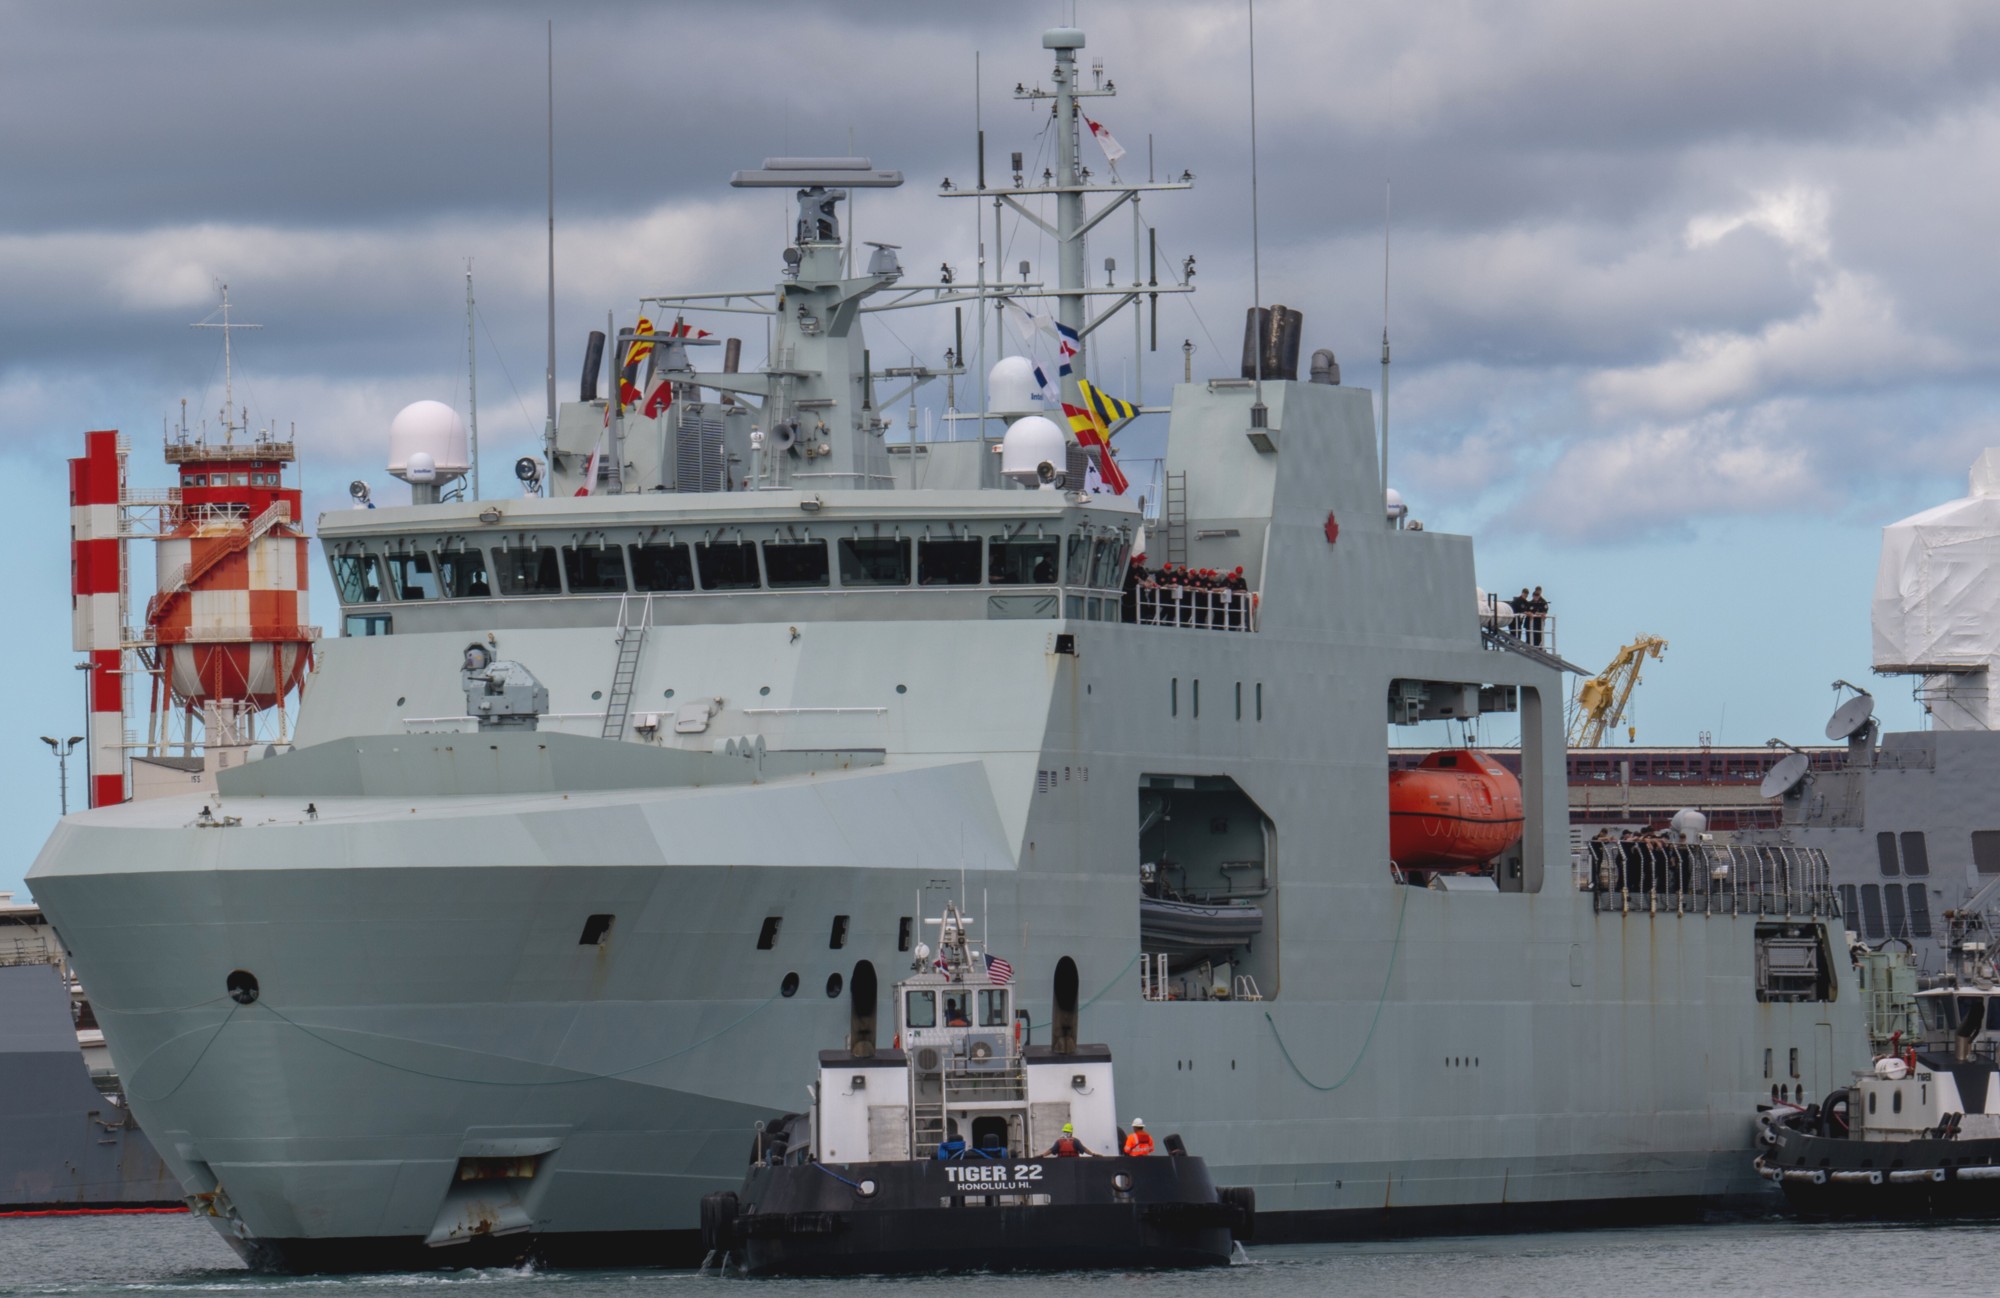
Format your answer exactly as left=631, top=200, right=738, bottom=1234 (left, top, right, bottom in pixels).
left=1567, top=635, right=1668, bottom=748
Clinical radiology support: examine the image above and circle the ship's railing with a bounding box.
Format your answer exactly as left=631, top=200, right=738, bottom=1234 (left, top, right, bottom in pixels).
left=1580, top=842, right=1840, bottom=917
left=1129, top=584, right=1258, bottom=632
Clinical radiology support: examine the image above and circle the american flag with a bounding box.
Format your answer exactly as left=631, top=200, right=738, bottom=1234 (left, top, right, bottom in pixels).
left=986, top=954, right=1014, bottom=985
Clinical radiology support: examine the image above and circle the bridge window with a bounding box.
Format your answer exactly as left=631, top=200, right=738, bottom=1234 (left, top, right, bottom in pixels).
left=1066, top=534, right=1092, bottom=584
left=1900, top=832, right=1930, bottom=877
left=696, top=541, right=760, bottom=590
left=1092, top=537, right=1125, bottom=589
left=839, top=537, right=910, bottom=586
left=762, top=540, right=829, bottom=589
left=1859, top=884, right=1885, bottom=940
left=386, top=552, right=438, bottom=604
left=918, top=537, right=981, bottom=585
left=1908, top=884, right=1933, bottom=938
left=990, top=537, right=1058, bottom=585
left=630, top=542, right=695, bottom=591
left=979, top=989, right=1009, bottom=1027
left=562, top=545, right=628, bottom=593
left=905, top=989, right=937, bottom=1028
left=436, top=550, right=489, bottom=598
left=331, top=553, right=386, bottom=604
left=344, top=613, right=391, bottom=636
left=494, top=546, right=562, bottom=595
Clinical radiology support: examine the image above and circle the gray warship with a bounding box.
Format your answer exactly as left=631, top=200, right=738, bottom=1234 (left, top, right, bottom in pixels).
left=1764, top=451, right=2000, bottom=970
left=0, top=896, right=181, bottom=1211
left=31, top=26, right=1867, bottom=1270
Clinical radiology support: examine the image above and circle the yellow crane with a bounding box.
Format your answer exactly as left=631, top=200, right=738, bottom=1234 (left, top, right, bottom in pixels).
left=1567, top=635, right=1668, bottom=748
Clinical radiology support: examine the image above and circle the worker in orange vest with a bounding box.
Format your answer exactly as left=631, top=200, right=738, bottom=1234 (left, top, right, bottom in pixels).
left=1123, top=1117, right=1155, bottom=1156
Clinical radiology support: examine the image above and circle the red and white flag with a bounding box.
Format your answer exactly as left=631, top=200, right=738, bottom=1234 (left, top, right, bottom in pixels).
left=1084, top=115, right=1125, bottom=165
left=642, top=378, right=674, bottom=419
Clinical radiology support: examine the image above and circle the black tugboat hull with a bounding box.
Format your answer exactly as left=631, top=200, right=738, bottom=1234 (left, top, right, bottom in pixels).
left=719, top=1156, right=1243, bottom=1275
left=1764, top=1126, right=2000, bottom=1218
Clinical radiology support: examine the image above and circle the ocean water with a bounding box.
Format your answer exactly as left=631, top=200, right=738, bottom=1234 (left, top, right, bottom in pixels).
left=3, top=1215, right=1999, bottom=1298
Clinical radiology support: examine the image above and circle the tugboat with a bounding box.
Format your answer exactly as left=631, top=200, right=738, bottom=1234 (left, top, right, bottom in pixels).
left=1759, top=923, right=2000, bottom=1216
left=701, top=903, right=1252, bottom=1274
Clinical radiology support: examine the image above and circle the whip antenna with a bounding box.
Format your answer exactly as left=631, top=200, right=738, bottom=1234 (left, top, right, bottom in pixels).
left=1380, top=179, right=1391, bottom=497
left=543, top=19, right=557, bottom=489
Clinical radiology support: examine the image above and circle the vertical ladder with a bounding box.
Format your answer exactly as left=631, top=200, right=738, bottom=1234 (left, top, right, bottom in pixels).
left=1163, top=471, right=1189, bottom=568
left=600, top=595, right=651, bottom=739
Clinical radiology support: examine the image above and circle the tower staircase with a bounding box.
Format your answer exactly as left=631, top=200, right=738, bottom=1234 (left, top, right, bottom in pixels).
left=144, top=500, right=292, bottom=627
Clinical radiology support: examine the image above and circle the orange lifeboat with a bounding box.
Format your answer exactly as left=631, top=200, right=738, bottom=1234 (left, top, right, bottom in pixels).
left=1388, top=749, right=1524, bottom=870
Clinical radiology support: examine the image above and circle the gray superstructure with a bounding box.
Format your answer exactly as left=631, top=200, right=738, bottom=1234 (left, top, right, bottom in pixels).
left=1767, top=451, right=2000, bottom=972
left=29, top=26, right=1867, bottom=1270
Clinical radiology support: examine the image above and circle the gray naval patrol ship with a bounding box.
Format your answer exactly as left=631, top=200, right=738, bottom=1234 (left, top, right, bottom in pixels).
left=31, top=25, right=1866, bottom=1271
left=1763, top=450, right=2000, bottom=971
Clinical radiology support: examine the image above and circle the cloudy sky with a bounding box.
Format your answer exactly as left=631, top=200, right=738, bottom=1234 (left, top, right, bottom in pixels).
left=6, top=0, right=1998, bottom=894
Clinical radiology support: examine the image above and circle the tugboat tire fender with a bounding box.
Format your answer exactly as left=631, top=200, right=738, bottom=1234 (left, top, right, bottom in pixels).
left=1220, top=1185, right=1256, bottom=1241
left=700, top=1190, right=740, bottom=1252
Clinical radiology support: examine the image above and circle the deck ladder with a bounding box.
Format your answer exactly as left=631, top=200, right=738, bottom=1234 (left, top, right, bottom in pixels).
left=600, top=595, right=652, bottom=739
left=1163, top=471, right=1189, bottom=567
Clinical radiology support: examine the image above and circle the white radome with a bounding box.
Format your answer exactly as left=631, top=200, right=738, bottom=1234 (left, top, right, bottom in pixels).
left=987, top=356, right=1041, bottom=417
left=388, top=400, right=471, bottom=479
left=1000, top=414, right=1068, bottom=487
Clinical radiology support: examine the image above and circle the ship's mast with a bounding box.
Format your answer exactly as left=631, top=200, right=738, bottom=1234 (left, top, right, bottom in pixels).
left=1048, top=28, right=1088, bottom=408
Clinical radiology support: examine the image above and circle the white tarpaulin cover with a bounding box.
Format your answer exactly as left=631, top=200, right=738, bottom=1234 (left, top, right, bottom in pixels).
left=1873, top=449, right=2000, bottom=675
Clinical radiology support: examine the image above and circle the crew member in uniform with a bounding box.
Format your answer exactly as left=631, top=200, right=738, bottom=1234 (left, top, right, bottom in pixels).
left=1123, top=1118, right=1154, bottom=1156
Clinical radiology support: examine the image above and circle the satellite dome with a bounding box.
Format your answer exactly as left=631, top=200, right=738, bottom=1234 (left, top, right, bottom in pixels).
left=987, top=356, right=1040, bottom=417
left=387, top=400, right=470, bottom=480
left=1385, top=487, right=1408, bottom=520
left=1000, top=414, right=1068, bottom=487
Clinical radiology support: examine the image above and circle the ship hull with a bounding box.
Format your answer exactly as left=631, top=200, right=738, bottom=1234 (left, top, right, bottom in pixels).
left=32, top=827, right=1844, bottom=1269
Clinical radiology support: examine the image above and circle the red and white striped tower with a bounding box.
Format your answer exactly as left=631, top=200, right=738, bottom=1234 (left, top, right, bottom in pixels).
left=68, top=429, right=128, bottom=808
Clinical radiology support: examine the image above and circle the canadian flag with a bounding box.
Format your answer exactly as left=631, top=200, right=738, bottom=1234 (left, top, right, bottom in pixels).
left=1084, top=115, right=1125, bottom=165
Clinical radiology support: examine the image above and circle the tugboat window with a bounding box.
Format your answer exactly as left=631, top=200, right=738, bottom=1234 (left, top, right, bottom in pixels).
left=906, top=989, right=937, bottom=1028
left=838, top=537, right=911, bottom=586
left=979, top=989, right=1008, bottom=1027
left=825, top=972, right=843, bottom=998
left=917, top=537, right=981, bottom=585
left=494, top=546, right=562, bottom=595
left=562, top=545, right=628, bottom=593
left=630, top=542, right=696, bottom=591
left=696, top=541, right=761, bottom=590
left=436, top=550, right=490, bottom=598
